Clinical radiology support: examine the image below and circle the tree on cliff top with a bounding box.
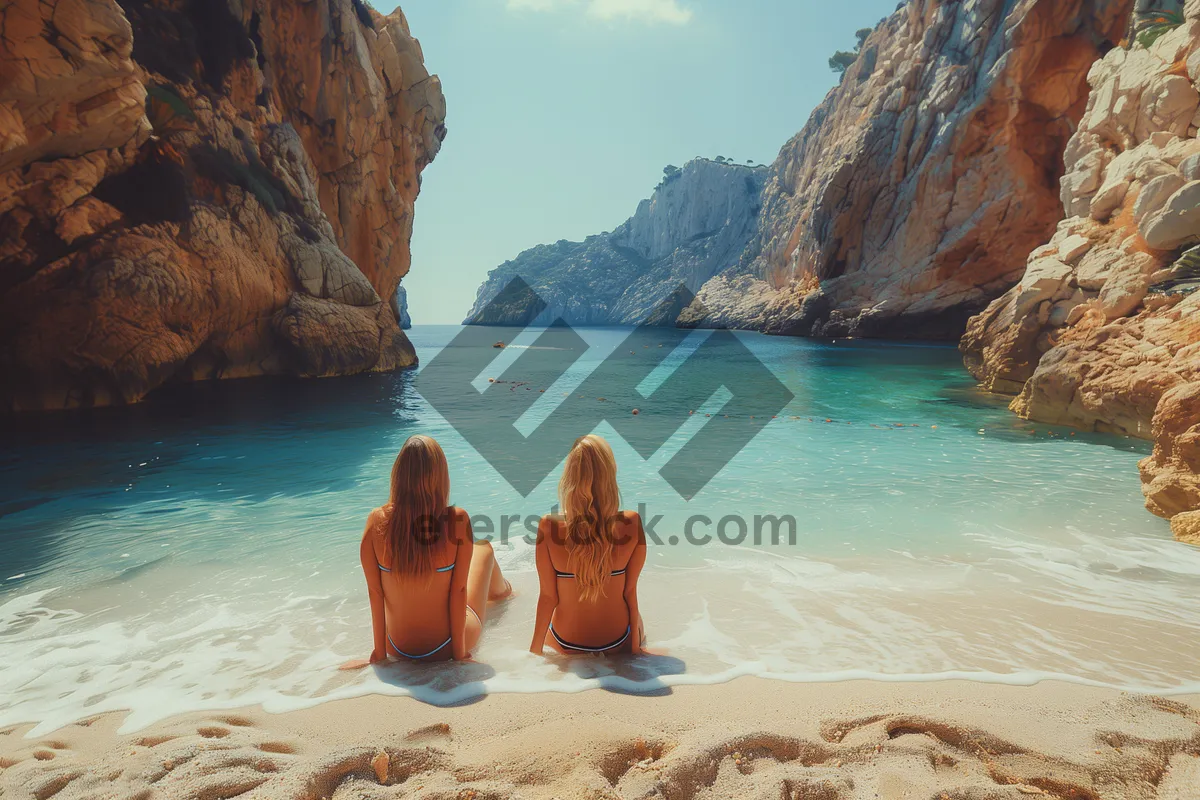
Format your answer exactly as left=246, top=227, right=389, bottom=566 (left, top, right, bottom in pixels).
left=830, top=26, right=875, bottom=75
left=829, top=51, right=857, bottom=73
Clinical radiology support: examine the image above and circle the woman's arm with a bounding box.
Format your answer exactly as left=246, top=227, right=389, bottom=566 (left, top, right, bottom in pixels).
left=623, top=513, right=648, bottom=655
left=449, top=508, right=474, bottom=661
left=361, top=511, right=388, bottom=664
left=529, top=517, right=560, bottom=654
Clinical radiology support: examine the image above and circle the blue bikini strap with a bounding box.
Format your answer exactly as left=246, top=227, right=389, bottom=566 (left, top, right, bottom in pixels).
left=378, top=562, right=454, bottom=573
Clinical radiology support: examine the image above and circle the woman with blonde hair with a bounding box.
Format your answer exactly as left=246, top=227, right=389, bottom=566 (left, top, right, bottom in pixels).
left=530, top=434, right=647, bottom=655
left=344, top=435, right=511, bottom=666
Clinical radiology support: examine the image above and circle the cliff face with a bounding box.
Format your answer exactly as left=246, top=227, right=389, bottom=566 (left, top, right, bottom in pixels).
left=0, top=0, right=444, bottom=410
left=961, top=0, right=1200, bottom=532
left=465, top=158, right=766, bottom=326
left=679, top=0, right=1132, bottom=339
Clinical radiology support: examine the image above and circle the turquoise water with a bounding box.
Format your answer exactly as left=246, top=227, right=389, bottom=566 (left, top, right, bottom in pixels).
left=2, top=325, right=1198, bottom=734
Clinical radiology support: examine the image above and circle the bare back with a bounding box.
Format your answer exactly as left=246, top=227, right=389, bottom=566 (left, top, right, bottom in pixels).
left=360, top=505, right=473, bottom=661
left=533, top=510, right=647, bottom=654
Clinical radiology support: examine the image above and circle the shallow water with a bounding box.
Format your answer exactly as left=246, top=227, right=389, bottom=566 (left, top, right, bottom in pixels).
left=2, top=325, right=1198, bottom=734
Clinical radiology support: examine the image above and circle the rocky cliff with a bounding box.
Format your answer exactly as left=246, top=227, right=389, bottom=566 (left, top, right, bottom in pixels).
left=678, top=0, right=1132, bottom=339
left=961, top=0, right=1200, bottom=536
left=0, top=0, right=444, bottom=410
left=465, top=158, right=766, bottom=326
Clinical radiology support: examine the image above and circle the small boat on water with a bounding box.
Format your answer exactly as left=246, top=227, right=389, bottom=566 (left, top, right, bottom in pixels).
left=493, top=341, right=506, bottom=348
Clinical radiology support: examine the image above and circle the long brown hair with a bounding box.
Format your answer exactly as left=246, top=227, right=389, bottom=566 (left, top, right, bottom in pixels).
left=558, top=434, right=620, bottom=602
left=383, top=435, right=450, bottom=577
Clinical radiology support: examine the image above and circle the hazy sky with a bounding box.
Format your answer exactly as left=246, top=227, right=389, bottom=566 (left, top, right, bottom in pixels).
left=387, top=0, right=900, bottom=323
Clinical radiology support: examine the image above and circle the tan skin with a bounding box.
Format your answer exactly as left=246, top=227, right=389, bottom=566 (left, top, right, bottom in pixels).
left=530, top=510, right=647, bottom=656
left=341, top=505, right=510, bottom=668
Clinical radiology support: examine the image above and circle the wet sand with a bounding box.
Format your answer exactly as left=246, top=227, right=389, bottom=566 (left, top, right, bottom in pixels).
left=2, top=678, right=1198, bottom=799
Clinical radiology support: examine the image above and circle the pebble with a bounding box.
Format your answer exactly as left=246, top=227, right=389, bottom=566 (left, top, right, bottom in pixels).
left=372, top=751, right=389, bottom=784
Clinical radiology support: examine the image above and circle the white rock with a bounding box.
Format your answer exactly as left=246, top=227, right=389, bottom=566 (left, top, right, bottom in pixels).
left=1089, top=177, right=1129, bottom=221
left=1076, top=247, right=1125, bottom=290
left=1141, top=76, right=1200, bottom=140
left=1142, top=180, right=1200, bottom=250
left=1061, top=147, right=1108, bottom=215
left=1030, top=243, right=1059, bottom=260
left=1134, top=172, right=1188, bottom=225
left=1151, top=22, right=1194, bottom=64
left=1048, top=289, right=1088, bottom=327
left=1161, top=136, right=1200, bottom=165
left=1149, top=130, right=1178, bottom=149
left=1181, top=152, right=1200, bottom=180
left=1134, top=157, right=1179, bottom=181
left=1088, top=145, right=1166, bottom=220
left=1188, top=46, right=1200, bottom=85
left=1099, top=254, right=1155, bottom=320
left=1014, top=257, right=1072, bottom=316
left=1058, top=234, right=1092, bottom=264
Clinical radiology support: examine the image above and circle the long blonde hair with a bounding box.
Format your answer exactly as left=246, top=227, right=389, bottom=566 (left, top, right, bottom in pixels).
left=383, top=435, right=450, bottom=577
left=558, top=434, right=620, bottom=602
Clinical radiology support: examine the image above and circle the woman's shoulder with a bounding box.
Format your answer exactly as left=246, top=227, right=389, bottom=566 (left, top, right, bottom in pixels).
left=365, top=505, right=389, bottom=532
left=616, top=510, right=644, bottom=544
left=535, top=513, right=563, bottom=545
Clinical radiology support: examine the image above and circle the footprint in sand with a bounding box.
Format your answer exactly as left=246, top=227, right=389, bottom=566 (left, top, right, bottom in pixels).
left=215, top=715, right=255, bottom=727
left=196, top=726, right=231, bottom=739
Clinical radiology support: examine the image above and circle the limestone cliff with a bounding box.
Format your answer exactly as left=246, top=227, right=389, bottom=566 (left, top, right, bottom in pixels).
left=465, top=158, right=766, bottom=326
left=961, top=0, right=1200, bottom=534
left=0, top=0, right=444, bottom=410
left=679, top=0, right=1132, bottom=339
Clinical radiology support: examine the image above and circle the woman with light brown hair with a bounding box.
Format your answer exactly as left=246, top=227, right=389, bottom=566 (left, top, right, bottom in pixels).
left=343, top=435, right=511, bottom=666
left=530, top=434, right=647, bottom=655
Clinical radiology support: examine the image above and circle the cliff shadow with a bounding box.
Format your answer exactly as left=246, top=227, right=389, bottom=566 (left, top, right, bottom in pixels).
left=0, top=369, right=422, bottom=583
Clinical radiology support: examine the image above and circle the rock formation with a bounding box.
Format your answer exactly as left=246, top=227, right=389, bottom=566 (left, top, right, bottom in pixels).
left=961, top=0, right=1200, bottom=534
left=394, top=284, right=412, bottom=329
left=678, top=0, right=1132, bottom=338
left=0, top=0, right=444, bottom=410
left=465, top=158, right=767, bottom=326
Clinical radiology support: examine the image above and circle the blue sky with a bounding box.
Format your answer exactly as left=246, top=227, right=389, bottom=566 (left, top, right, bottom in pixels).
left=386, top=0, right=900, bottom=323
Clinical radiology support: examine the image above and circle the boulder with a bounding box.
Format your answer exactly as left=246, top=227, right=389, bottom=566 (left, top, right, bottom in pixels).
left=1141, top=380, right=1200, bottom=518
left=0, top=0, right=443, bottom=410
left=1170, top=510, right=1200, bottom=544
left=1141, top=180, right=1200, bottom=249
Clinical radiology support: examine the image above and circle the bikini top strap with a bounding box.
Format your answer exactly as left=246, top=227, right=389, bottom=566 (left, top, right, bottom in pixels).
left=378, top=561, right=455, bottom=573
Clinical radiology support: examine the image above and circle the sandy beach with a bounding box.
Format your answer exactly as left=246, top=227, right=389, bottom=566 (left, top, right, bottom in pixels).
left=2, top=678, right=1198, bottom=799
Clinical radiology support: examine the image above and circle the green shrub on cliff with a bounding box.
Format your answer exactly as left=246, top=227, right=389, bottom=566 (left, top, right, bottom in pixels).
left=829, top=51, right=858, bottom=73
left=1135, top=8, right=1185, bottom=48
left=145, top=84, right=196, bottom=137
left=191, top=144, right=290, bottom=215
left=829, top=27, right=874, bottom=75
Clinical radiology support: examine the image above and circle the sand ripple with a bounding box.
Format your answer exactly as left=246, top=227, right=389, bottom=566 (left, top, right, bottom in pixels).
left=2, top=684, right=1198, bottom=800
